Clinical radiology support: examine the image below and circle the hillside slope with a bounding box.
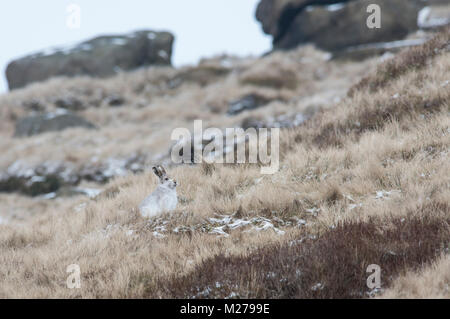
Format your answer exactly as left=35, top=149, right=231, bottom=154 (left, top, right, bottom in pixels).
left=0, top=29, right=448, bottom=298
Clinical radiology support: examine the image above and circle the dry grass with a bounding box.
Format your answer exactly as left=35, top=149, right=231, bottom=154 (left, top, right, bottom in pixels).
left=349, top=27, right=450, bottom=96
left=152, top=206, right=448, bottom=298
left=378, top=255, right=450, bottom=299
left=0, top=30, right=448, bottom=298
left=0, top=45, right=371, bottom=173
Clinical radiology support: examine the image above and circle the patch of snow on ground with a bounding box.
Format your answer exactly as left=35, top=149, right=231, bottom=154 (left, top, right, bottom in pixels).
left=209, top=215, right=286, bottom=236
left=152, top=231, right=166, bottom=239
left=74, top=187, right=102, bottom=199
left=111, top=38, right=127, bottom=46
left=125, top=230, right=134, bottom=236
left=326, top=3, right=345, bottom=11
left=375, top=190, right=401, bottom=199
left=210, top=226, right=229, bottom=237
left=306, top=207, right=320, bottom=216
left=248, top=218, right=285, bottom=235
left=158, top=50, right=169, bottom=59
left=74, top=202, right=87, bottom=212
left=45, top=108, right=69, bottom=119
left=41, top=192, right=57, bottom=200
left=348, top=39, right=426, bottom=51
left=225, top=292, right=239, bottom=299
left=349, top=203, right=363, bottom=210
left=418, top=7, right=432, bottom=28
left=311, top=283, right=324, bottom=291
left=103, top=158, right=128, bottom=178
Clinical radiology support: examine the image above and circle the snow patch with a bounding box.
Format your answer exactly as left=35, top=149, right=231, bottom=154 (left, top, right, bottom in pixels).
left=418, top=6, right=450, bottom=28
left=111, top=38, right=127, bottom=46
left=311, top=283, right=324, bottom=291
left=418, top=7, right=432, bottom=28
left=0, top=216, right=7, bottom=225
left=326, top=3, right=345, bottom=11
left=74, top=187, right=102, bottom=199
left=375, top=190, right=401, bottom=200
left=158, top=50, right=169, bottom=59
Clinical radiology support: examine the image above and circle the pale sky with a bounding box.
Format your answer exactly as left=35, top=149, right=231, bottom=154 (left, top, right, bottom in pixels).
left=0, top=0, right=271, bottom=93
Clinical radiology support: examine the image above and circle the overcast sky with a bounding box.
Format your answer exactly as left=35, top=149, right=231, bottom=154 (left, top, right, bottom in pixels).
left=0, top=0, right=271, bottom=93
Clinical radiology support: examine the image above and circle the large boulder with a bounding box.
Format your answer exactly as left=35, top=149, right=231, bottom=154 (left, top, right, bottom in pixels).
left=276, top=0, right=422, bottom=51
left=14, top=110, right=95, bottom=137
left=256, top=0, right=352, bottom=41
left=256, top=0, right=438, bottom=52
left=6, top=30, right=174, bottom=90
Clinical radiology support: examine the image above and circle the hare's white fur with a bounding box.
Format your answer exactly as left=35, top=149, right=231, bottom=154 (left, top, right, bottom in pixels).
left=139, top=166, right=177, bottom=218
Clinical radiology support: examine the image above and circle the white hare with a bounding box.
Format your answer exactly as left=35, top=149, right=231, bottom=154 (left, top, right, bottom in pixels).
left=139, top=165, right=178, bottom=218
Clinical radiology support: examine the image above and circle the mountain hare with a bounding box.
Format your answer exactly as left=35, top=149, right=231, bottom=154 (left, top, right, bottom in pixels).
left=139, top=165, right=178, bottom=218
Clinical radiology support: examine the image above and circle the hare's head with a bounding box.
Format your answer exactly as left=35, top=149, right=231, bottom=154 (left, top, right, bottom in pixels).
left=152, top=165, right=177, bottom=189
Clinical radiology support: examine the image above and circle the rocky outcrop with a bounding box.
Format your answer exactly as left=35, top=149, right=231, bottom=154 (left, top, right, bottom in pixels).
left=14, top=110, right=95, bottom=137
left=227, top=94, right=275, bottom=115
left=256, top=0, right=442, bottom=52
left=0, top=174, right=63, bottom=197
left=0, top=161, right=76, bottom=196
left=0, top=154, right=147, bottom=196
left=278, top=0, right=421, bottom=51
left=256, top=0, right=350, bottom=41
left=6, top=30, right=174, bottom=90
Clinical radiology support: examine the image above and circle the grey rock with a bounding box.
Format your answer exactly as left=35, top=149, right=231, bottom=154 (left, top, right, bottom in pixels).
left=6, top=30, right=174, bottom=90
left=227, top=94, right=274, bottom=116
left=54, top=96, right=85, bottom=111
left=0, top=174, right=62, bottom=197
left=79, top=154, right=146, bottom=183
left=14, top=111, right=95, bottom=137
left=256, top=0, right=438, bottom=53
left=256, top=0, right=352, bottom=41
left=241, top=117, right=265, bottom=130
left=105, top=94, right=125, bottom=107
left=22, top=99, right=46, bottom=112
left=276, top=0, right=422, bottom=51
left=0, top=161, right=76, bottom=197
left=0, top=154, right=147, bottom=197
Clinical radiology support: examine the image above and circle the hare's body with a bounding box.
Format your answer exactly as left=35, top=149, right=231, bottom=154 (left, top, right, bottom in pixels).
left=139, top=166, right=178, bottom=218
left=139, top=184, right=177, bottom=218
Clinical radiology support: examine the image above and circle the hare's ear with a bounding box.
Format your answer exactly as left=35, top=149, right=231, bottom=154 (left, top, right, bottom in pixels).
left=152, top=166, right=163, bottom=179
left=157, top=165, right=167, bottom=176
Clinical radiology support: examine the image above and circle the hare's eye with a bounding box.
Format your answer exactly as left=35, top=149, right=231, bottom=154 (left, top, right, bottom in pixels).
left=165, top=178, right=169, bottom=181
